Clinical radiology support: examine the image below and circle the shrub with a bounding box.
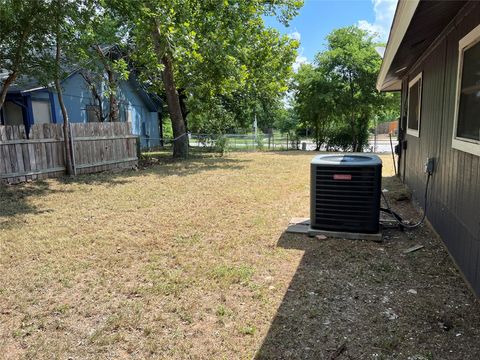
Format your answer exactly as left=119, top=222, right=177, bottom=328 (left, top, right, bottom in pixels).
left=214, top=136, right=229, bottom=156
left=255, top=134, right=265, bottom=150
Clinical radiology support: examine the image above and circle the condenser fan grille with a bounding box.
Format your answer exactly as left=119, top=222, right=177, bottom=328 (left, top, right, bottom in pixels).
left=310, top=155, right=382, bottom=233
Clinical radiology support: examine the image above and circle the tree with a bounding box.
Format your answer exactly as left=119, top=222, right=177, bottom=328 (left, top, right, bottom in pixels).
left=50, top=0, right=87, bottom=175
left=317, top=26, right=393, bottom=151
left=293, top=63, right=337, bottom=150
left=35, top=0, right=96, bottom=175
left=293, top=26, right=399, bottom=152
left=70, top=2, right=131, bottom=123
left=274, top=107, right=299, bottom=135
left=0, top=0, right=51, bottom=110
left=108, top=0, right=302, bottom=157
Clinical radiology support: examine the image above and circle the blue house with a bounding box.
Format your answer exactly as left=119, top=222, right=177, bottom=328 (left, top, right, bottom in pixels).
left=0, top=69, right=162, bottom=148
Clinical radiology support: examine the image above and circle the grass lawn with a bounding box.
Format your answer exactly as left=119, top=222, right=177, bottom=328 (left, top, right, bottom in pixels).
left=1, top=152, right=479, bottom=359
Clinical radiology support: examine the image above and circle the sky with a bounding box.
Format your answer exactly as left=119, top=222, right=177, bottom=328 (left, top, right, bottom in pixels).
left=264, top=0, right=398, bottom=70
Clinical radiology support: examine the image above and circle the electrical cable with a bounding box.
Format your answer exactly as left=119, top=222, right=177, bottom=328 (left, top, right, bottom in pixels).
left=380, top=172, right=432, bottom=229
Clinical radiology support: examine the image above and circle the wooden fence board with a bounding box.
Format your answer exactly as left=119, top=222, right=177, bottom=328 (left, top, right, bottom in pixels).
left=0, top=127, right=8, bottom=176
left=0, top=122, right=138, bottom=183
left=5, top=127, right=15, bottom=178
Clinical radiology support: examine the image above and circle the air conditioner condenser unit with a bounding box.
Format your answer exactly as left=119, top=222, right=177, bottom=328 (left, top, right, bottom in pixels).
left=310, top=154, right=382, bottom=234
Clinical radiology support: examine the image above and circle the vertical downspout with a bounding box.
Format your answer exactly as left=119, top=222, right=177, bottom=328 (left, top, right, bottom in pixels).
left=397, top=83, right=405, bottom=181
left=400, top=81, right=408, bottom=183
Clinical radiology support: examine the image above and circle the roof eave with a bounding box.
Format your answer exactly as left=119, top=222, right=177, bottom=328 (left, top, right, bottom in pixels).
left=376, top=0, right=420, bottom=92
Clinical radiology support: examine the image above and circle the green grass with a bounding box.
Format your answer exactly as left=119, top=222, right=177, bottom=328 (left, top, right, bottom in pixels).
left=211, top=264, right=255, bottom=286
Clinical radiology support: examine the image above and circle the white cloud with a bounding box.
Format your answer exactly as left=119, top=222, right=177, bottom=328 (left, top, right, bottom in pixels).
left=289, top=31, right=301, bottom=42
left=357, top=20, right=384, bottom=37
left=293, top=54, right=308, bottom=73
left=357, top=0, right=397, bottom=42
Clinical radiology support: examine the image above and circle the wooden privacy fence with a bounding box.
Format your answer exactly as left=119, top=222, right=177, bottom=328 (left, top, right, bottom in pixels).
left=0, top=122, right=138, bottom=184
left=71, top=123, right=137, bottom=175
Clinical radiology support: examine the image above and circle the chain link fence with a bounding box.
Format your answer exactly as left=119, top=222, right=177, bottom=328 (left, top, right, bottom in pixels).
left=139, top=133, right=311, bottom=153
left=138, top=133, right=398, bottom=154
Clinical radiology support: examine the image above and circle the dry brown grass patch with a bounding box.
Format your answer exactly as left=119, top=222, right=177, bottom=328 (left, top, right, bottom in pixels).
left=1, top=151, right=479, bottom=359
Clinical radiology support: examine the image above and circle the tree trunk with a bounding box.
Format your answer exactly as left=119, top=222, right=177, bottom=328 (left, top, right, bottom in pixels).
left=151, top=27, right=188, bottom=158
left=107, top=69, right=119, bottom=122
left=55, top=28, right=74, bottom=175
left=95, top=88, right=104, bottom=122
left=56, top=78, right=74, bottom=175
left=93, top=45, right=119, bottom=122
left=0, top=72, right=18, bottom=111
left=348, top=72, right=357, bottom=152
left=314, top=121, right=321, bottom=151
left=80, top=72, right=104, bottom=121
left=350, top=118, right=357, bottom=152
left=178, top=88, right=189, bottom=130
left=0, top=23, right=31, bottom=111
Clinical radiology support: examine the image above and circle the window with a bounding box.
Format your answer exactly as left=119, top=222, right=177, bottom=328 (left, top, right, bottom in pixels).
left=407, top=73, right=422, bottom=137
left=452, top=24, right=480, bottom=156
left=32, top=100, right=51, bottom=124
left=3, top=101, right=24, bottom=126
left=86, top=105, right=101, bottom=122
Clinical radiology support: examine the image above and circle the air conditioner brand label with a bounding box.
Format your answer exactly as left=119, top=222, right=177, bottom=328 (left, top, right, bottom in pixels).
left=333, top=174, right=352, bottom=180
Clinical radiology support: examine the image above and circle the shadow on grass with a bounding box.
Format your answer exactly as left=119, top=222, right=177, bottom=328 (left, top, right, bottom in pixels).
left=253, top=176, right=419, bottom=359
left=255, top=231, right=347, bottom=359
left=0, top=181, right=71, bottom=220
left=59, top=152, right=250, bottom=186
left=255, top=176, right=479, bottom=359
left=0, top=153, right=250, bottom=219
left=255, top=229, right=419, bottom=359
left=261, top=150, right=320, bottom=156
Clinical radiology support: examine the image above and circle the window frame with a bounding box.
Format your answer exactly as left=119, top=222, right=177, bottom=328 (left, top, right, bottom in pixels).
left=406, top=72, right=422, bottom=137
left=31, top=99, right=52, bottom=124
left=452, top=24, right=480, bottom=156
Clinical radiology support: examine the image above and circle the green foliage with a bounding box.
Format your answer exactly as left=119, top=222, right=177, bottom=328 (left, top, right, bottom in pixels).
left=162, top=116, right=174, bottom=138
left=188, top=97, right=236, bottom=134
left=325, top=124, right=368, bottom=152
left=0, top=0, right=52, bottom=94
left=240, top=325, right=256, bottom=336
left=292, top=26, right=400, bottom=151
left=274, top=107, right=299, bottom=135
left=1, top=0, right=303, bottom=154
left=216, top=304, right=233, bottom=318
left=255, top=134, right=265, bottom=150
left=111, top=0, right=302, bottom=134
left=214, top=135, right=229, bottom=157
left=293, top=63, right=337, bottom=150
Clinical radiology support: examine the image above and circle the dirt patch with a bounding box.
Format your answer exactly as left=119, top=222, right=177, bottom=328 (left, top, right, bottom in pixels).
left=0, top=152, right=478, bottom=359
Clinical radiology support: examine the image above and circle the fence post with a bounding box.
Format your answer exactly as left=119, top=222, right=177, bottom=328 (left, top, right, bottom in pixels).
left=136, top=136, right=141, bottom=160
left=69, top=123, right=77, bottom=176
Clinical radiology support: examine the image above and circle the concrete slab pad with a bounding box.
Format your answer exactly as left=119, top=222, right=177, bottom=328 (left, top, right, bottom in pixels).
left=308, top=227, right=383, bottom=242
left=289, top=217, right=310, bottom=225
left=286, top=224, right=310, bottom=234
left=286, top=218, right=383, bottom=242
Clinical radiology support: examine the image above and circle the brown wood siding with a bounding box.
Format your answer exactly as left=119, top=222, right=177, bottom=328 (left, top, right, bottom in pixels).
left=399, top=2, right=480, bottom=295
